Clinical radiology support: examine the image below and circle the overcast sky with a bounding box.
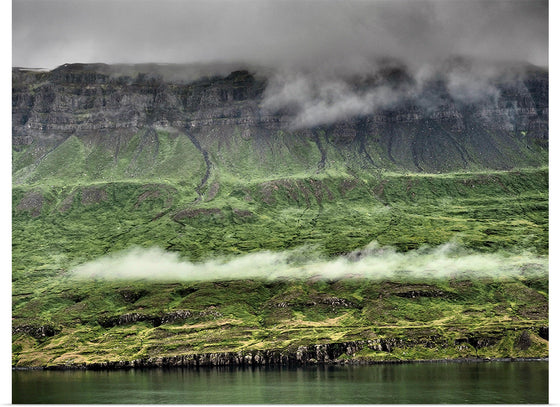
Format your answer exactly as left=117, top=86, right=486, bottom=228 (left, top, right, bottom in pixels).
left=12, top=0, right=548, bottom=70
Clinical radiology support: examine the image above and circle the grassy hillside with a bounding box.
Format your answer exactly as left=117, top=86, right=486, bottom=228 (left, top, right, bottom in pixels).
left=12, top=276, right=548, bottom=367
left=12, top=166, right=548, bottom=367
left=12, top=63, right=549, bottom=368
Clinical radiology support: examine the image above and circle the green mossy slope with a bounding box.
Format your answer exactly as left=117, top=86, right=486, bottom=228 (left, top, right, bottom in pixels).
left=12, top=168, right=548, bottom=367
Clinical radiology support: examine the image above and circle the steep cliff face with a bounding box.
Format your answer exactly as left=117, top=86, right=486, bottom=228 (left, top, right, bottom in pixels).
left=12, top=62, right=547, bottom=182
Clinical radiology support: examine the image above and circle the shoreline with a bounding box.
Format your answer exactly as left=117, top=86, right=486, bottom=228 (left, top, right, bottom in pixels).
left=12, top=356, right=549, bottom=371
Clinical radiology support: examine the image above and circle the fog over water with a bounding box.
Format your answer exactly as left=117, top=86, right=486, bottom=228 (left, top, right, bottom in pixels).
left=72, top=243, right=547, bottom=282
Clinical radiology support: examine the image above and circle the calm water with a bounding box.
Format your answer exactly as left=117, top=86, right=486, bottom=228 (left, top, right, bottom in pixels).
left=13, top=361, right=548, bottom=404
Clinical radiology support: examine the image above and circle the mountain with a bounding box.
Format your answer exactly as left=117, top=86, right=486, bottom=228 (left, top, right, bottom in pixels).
left=11, top=62, right=548, bottom=368
left=12, top=62, right=547, bottom=186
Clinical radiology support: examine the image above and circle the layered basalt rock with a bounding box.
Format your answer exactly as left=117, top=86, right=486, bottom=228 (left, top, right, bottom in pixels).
left=43, top=330, right=547, bottom=370
left=12, top=63, right=548, bottom=177
left=97, top=309, right=223, bottom=328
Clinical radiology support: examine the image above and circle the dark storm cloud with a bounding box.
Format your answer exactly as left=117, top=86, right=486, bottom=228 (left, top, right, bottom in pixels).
left=12, top=0, right=548, bottom=126
left=13, top=0, right=547, bottom=70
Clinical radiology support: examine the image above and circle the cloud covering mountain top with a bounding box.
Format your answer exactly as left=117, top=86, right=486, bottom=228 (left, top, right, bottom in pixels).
left=13, top=0, right=548, bottom=127
left=13, top=0, right=547, bottom=71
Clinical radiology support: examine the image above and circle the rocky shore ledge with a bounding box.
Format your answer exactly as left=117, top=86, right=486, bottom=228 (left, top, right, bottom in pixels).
left=12, top=340, right=549, bottom=370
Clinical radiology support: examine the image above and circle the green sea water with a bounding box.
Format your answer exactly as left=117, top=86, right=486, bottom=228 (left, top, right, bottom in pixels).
left=12, top=361, right=548, bottom=404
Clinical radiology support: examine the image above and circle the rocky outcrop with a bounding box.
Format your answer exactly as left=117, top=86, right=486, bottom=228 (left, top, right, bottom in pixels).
left=12, top=66, right=264, bottom=139
left=12, top=324, right=59, bottom=339
left=97, top=309, right=222, bottom=328
left=394, top=290, right=447, bottom=299
left=12, top=62, right=548, bottom=178
left=538, top=326, right=549, bottom=340
left=515, top=330, right=532, bottom=350
left=16, top=190, right=44, bottom=217
left=173, top=208, right=222, bottom=222
left=42, top=331, right=545, bottom=370
left=97, top=313, right=159, bottom=328
left=48, top=340, right=403, bottom=369
left=80, top=187, right=108, bottom=205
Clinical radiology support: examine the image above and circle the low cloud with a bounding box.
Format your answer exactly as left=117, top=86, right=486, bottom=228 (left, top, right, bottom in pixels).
left=261, top=71, right=406, bottom=128
left=71, top=242, right=547, bottom=282
left=260, top=59, right=510, bottom=128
